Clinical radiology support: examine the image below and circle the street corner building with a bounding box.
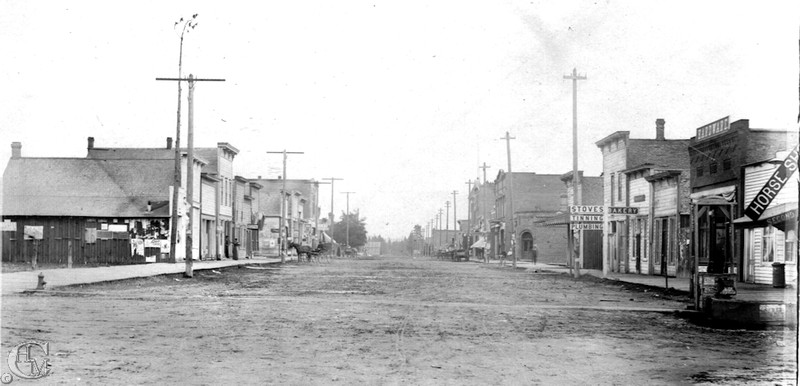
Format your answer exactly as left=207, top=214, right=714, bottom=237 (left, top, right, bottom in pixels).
left=2, top=141, right=185, bottom=265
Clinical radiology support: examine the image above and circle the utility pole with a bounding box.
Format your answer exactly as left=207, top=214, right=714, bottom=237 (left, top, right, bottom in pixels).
left=500, top=131, right=516, bottom=268
left=445, top=200, right=451, bottom=248
left=564, top=67, right=587, bottom=278
left=164, top=14, right=197, bottom=266
left=465, top=180, right=473, bottom=255
left=437, top=209, right=443, bottom=249
left=341, top=192, right=355, bottom=248
left=479, top=162, right=491, bottom=259
left=452, top=190, right=459, bottom=248
left=267, top=150, right=304, bottom=263
left=156, top=74, right=225, bottom=278
left=323, top=177, right=343, bottom=244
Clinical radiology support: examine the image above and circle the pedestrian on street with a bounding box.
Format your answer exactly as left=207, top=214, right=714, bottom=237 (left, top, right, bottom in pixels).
left=233, top=238, right=240, bottom=260
left=224, top=236, right=230, bottom=259
left=532, top=244, right=538, bottom=265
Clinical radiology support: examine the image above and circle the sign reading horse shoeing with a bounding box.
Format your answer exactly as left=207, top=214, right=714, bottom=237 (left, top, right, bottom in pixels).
left=744, top=144, right=799, bottom=221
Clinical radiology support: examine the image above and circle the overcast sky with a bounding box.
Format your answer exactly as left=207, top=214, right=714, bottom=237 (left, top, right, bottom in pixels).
left=1, top=1, right=798, bottom=240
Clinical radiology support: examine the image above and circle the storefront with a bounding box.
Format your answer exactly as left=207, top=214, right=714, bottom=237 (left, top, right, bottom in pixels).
left=688, top=117, right=796, bottom=289
left=734, top=147, right=798, bottom=286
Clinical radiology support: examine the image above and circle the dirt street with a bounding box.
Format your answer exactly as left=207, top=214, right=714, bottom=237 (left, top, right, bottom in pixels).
left=1, top=256, right=796, bottom=385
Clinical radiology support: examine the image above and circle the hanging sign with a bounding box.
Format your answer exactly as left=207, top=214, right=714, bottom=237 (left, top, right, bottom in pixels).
left=569, top=214, right=603, bottom=223
left=569, top=205, right=603, bottom=214
left=744, top=144, right=799, bottom=221
left=572, top=223, right=602, bottom=230
left=608, top=207, right=639, bottom=215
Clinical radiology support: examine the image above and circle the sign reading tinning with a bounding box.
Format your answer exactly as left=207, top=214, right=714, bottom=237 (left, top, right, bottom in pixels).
left=744, top=144, right=799, bottom=220
left=696, top=116, right=730, bottom=141
left=569, top=214, right=603, bottom=223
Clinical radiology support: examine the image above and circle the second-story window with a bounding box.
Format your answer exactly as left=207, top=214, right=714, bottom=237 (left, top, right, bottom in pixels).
left=616, top=173, right=622, bottom=202
left=609, top=173, right=614, bottom=204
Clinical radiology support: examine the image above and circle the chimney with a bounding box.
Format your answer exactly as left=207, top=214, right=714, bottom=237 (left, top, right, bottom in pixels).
left=655, top=119, right=665, bottom=140
left=11, top=142, right=21, bottom=159
left=166, top=137, right=173, bottom=149
left=87, top=137, right=95, bottom=150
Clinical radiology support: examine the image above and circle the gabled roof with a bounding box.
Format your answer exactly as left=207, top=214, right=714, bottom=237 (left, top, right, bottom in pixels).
left=3, top=157, right=173, bottom=217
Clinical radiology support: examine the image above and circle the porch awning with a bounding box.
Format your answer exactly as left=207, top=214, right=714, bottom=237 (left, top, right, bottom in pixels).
left=321, top=231, right=337, bottom=244
left=470, top=238, right=489, bottom=249
left=690, top=185, right=736, bottom=203
left=733, top=202, right=798, bottom=231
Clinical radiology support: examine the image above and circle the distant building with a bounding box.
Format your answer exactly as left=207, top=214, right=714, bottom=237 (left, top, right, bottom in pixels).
left=492, top=171, right=564, bottom=264
left=468, top=178, right=495, bottom=258
left=365, top=241, right=381, bottom=256
left=250, top=178, right=322, bottom=254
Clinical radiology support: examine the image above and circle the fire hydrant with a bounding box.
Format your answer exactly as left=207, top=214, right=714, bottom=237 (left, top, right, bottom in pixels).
left=36, top=272, right=46, bottom=290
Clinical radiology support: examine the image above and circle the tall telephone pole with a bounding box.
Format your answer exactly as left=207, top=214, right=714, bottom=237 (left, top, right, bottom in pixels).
left=163, top=14, right=197, bottom=267
left=322, top=177, right=343, bottom=243
left=156, top=74, right=225, bottom=278
left=451, top=190, right=459, bottom=248
left=564, top=68, right=587, bottom=278
left=437, top=209, right=443, bottom=248
left=445, top=200, right=451, bottom=247
left=341, top=191, right=355, bottom=248
left=479, top=162, right=491, bottom=184
left=465, top=180, right=473, bottom=254
left=267, top=150, right=304, bottom=263
left=500, top=131, right=516, bottom=268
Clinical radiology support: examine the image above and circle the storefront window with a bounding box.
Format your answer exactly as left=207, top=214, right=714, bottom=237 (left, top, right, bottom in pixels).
left=762, top=226, right=775, bottom=263
left=786, top=229, right=796, bottom=263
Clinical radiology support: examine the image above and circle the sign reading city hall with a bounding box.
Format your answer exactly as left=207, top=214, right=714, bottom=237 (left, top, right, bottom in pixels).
left=744, top=144, right=799, bottom=221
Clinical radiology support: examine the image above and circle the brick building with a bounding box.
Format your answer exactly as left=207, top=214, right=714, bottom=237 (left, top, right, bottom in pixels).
left=468, top=178, right=495, bottom=258
left=493, top=171, right=564, bottom=264
left=688, top=116, right=797, bottom=281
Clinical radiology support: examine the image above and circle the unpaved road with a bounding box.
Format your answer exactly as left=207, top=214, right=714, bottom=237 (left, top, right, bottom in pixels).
left=1, top=256, right=796, bottom=385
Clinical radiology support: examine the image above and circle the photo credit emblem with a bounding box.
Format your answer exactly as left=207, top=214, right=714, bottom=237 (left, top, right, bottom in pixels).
left=4, top=341, right=51, bottom=382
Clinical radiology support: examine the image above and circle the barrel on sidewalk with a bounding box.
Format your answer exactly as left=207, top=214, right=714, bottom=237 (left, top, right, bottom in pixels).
left=772, top=262, right=786, bottom=288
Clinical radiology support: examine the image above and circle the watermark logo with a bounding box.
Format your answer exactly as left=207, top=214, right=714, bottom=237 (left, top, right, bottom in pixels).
left=2, top=341, right=51, bottom=383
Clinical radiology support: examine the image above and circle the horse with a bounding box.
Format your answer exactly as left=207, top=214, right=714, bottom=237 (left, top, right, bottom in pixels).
left=288, top=242, right=327, bottom=264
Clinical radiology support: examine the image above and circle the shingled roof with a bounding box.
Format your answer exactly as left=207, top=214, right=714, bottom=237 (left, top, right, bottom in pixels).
left=3, top=157, right=173, bottom=217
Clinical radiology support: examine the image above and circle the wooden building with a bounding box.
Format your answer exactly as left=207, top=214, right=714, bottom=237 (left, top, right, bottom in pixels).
left=2, top=142, right=194, bottom=265
left=595, top=119, right=690, bottom=274
left=734, top=148, right=798, bottom=285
